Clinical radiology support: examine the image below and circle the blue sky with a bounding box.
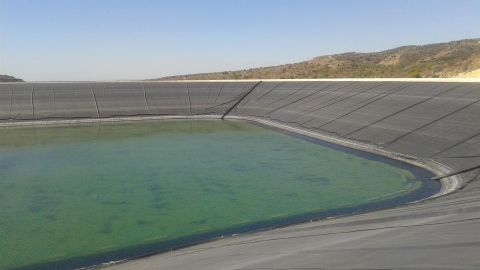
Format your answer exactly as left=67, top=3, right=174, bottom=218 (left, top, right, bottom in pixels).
left=1, top=0, right=479, bottom=81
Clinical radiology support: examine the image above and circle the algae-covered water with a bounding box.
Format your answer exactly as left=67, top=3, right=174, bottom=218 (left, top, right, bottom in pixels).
left=0, top=120, right=438, bottom=270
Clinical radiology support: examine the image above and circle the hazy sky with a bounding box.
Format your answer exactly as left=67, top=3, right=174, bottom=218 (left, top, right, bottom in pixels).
left=1, top=0, right=479, bottom=81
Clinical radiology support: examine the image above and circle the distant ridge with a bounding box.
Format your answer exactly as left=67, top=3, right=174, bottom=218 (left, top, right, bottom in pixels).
left=153, top=38, right=480, bottom=80
left=0, top=74, right=23, bottom=82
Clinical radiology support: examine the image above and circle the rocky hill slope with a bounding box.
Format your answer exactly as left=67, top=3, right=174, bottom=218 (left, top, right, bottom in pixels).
left=0, top=75, right=23, bottom=82
left=156, top=38, right=480, bottom=80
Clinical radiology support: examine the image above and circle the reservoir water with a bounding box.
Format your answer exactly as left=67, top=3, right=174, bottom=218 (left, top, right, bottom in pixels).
left=0, top=120, right=439, bottom=270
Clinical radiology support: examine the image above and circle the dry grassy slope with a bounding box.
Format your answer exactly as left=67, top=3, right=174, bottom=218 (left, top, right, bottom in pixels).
left=0, top=74, right=23, bottom=82
left=456, top=68, right=480, bottom=78
left=157, top=38, right=480, bottom=80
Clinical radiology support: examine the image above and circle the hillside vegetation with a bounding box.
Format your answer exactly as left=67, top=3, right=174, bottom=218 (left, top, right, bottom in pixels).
left=157, top=38, right=480, bottom=80
left=0, top=75, right=23, bottom=82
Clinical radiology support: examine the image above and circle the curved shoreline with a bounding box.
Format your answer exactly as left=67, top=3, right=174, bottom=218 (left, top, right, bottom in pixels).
left=0, top=114, right=462, bottom=199
left=226, top=116, right=462, bottom=198
left=0, top=115, right=460, bottom=270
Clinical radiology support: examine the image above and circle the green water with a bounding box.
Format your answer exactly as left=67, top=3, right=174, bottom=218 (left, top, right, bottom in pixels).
left=0, top=120, right=423, bottom=269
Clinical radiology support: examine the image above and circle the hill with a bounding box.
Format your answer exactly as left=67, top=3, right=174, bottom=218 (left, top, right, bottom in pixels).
left=155, top=38, right=480, bottom=80
left=0, top=74, right=23, bottom=82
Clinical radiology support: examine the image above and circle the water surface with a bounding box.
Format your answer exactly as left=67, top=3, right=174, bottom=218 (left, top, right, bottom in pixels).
left=0, top=120, right=438, bottom=270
